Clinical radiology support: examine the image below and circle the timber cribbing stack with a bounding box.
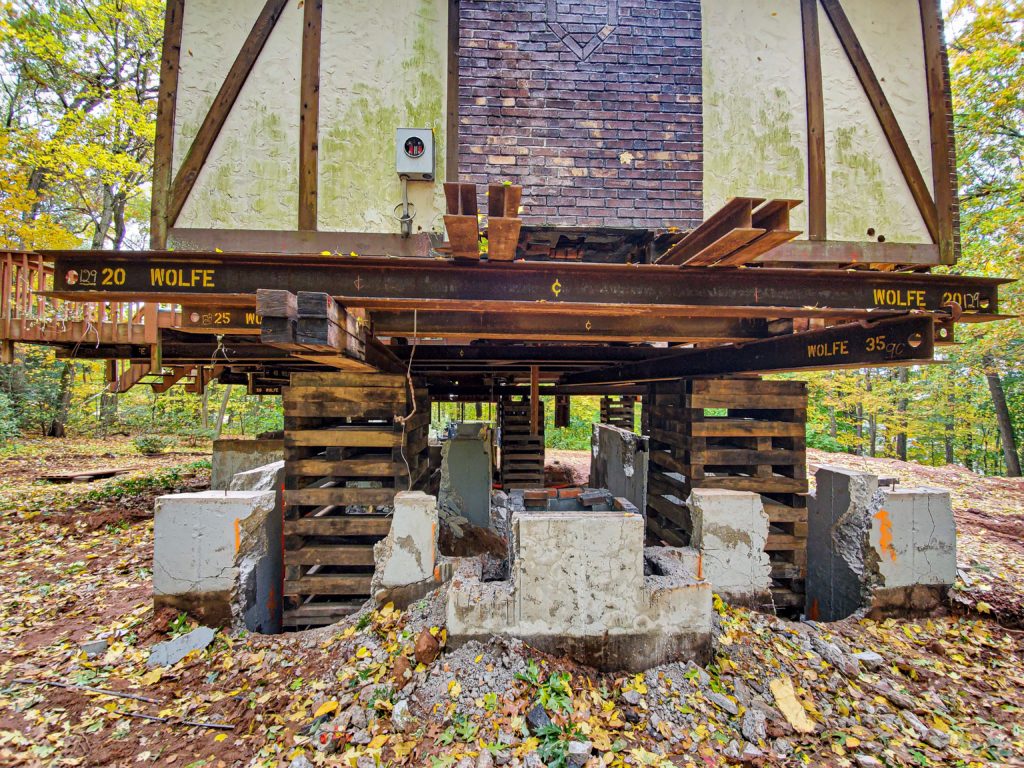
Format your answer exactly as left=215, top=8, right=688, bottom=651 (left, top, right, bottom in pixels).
left=642, top=378, right=809, bottom=611
left=282, top=371, right=429, bottom=629
left=600, top=395, right=638, bottom=432
left=498, top=395, right=545, bottom=489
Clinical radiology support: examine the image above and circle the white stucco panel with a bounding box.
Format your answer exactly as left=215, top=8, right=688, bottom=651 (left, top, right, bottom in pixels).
left=819, top=0, right=932, bottom=243
left=703, top=0, right=935, bottom=245
left=702, top=0, right=809, bottom=235
left=317, top=0, right=448, bottom=234
left=174, top=0, right=301, bottom=231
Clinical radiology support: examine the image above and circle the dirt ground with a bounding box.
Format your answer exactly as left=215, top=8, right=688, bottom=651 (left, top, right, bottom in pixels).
left=1, top=440, right=1022, bottom=767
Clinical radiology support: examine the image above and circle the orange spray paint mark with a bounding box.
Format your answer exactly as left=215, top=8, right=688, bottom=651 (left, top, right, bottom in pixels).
left=696, top=553, right=704, bottom=581
left=234, top=518, right=241, bottom=554
left=808, top=598, right=820, bottom=621
left=873, top=509, right=897, bottom=561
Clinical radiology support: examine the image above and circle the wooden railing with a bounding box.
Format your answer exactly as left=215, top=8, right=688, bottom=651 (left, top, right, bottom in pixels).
left=1, top=251, right=177, bottom=357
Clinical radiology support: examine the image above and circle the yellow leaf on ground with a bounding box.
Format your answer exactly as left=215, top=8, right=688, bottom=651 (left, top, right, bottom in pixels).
left=368, top=734, right=390, bottom=750
left=140, top=669, right=162, bottom=685
left=769, top=676, right=815, bottom=734
left=314, top=700, right=339, bottom=718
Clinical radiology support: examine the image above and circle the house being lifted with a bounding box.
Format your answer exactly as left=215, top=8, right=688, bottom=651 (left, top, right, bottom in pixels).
left=0, top=0, right=1009, bottom=627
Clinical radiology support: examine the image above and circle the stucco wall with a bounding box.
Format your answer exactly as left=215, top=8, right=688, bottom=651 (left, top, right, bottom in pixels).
left=173, top=0, right=448, bottom=235
left=702, top=0, right=933, bottom=243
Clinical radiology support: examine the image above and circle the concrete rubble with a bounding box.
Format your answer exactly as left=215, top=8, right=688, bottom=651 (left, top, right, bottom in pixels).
left=147, top=625, right=216, bottom=667
left=807, top=465, right=956, bottom=621
left=687, top=488, right=773, bottom=609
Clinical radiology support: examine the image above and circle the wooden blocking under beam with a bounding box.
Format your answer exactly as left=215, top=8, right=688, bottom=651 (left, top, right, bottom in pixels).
left=296, top=291, right=341, bottom=350
left=257, top=288, right=299, bottom=346
left=554, top=394, right=570, bottom=428
left=444, top=182, right=478, bottom=216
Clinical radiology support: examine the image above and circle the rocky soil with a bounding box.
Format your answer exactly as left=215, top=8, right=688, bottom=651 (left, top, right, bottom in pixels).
left=1, top=442, right=1023, bottom=766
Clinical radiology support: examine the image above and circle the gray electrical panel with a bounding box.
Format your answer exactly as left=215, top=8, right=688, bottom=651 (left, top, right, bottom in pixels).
left=395, top=128, right=435, bottom=180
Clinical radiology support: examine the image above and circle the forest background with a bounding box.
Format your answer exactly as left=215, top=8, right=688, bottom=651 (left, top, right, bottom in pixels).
left=0, top=0, right=1021, bottom=475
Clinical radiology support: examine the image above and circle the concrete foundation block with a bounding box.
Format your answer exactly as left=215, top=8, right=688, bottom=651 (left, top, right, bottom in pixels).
left=807, top=466, right=956, bottom=621
left=228, top=460, right=285, bottom=494
left=211, top=438, right=284, bottom=490
left=687, top=488, right=772, bottom=607
left=447, top=510, right=712, bottom=671
left=589, top=424, right=649, bottom=515
left=154, top=490, right=281, bottom=633
left=372, top=491, right=441, bottom=601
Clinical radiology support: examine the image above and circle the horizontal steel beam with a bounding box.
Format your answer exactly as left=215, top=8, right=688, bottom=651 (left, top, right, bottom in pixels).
left=373, top=311, right=781, bottom=342
left=44, top=250, right=1005, bottom=321
left=561, top=315, right=937, bottom=385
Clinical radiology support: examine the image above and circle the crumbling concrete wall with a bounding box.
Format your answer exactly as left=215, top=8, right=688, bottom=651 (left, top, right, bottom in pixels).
left=211, top=439, right=283, bottom=490
left=447, top=509, right=712, bottom=671
left=372, top=491, right=442, bottom=607
left=688, top=488, right=772, bottom=608
left=807, top=466, right=956, bottom=621
left=590, top=424, right=649, bottom=515
left=438, top=423, right=493, bottom=529
left=154, top=490, right=282, bottom=633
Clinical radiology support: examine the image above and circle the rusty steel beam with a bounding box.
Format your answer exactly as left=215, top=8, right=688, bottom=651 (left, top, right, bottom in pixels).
left=44, top=250, right=1005, bottom=321
left=561, top=315, right=937, bottom=386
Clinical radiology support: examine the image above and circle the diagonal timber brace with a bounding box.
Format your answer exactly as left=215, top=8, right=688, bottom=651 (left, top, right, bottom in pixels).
left=561, top=315, right=936, bottom=386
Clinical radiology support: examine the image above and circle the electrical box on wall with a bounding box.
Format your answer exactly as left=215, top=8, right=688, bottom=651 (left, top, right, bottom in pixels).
left=396, top=128, right=435, bottom=180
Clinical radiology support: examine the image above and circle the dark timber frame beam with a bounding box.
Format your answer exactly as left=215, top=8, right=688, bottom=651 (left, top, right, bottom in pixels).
left=801, top=0, right=826, bottom=240
left=298, top=0, right=323, bottom=230
left=45, top=251, right=1006, bottom=321
left=150, top=0, right=185, bottom=249
left=918, top=0, right=958, bottom=265
left=562, top=315, right=937, bottom=386
left=168, top=0, right=289, bottom=227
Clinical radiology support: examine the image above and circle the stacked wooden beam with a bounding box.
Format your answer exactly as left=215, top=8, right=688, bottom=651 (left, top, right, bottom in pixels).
left=600, top=394, right=637, bottom=431
left=282, top=371, right=429, bottom=629
left=498, top=395, right=545, bottom=488
left=642, top=378, right=808, bottom=611
left=443, top=182, right=523, bottom=261
left=656, top=197, right=802, bottom=267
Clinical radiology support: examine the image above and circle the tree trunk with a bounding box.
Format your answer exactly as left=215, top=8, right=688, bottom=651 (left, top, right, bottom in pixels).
left=112, top=192, right=127, bottom=250
left=213, top=385, right=232, bottom=440
left=896, top=368, right=909, bottom=461
left=91, top=185, right=115, bottom=249
left=46, top=361, right=75, bottom=437
left=99, top=392, right=118, bottom=436
left=984, top=355, right=1021, bottom=477
left=944, top=379, right=955, bottom=465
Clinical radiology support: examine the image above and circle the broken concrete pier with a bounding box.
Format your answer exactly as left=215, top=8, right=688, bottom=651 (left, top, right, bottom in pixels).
left=154, top=489, right=282, bottom=633
left=447, top=502, right=712, bottom=672
left=807, top=465, right=956, bottom=621
left=687, top=488, right=773, bottom=609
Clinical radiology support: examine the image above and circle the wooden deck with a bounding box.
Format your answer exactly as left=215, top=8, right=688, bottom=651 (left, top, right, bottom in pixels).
left=1, top=251, right=177, bottom=363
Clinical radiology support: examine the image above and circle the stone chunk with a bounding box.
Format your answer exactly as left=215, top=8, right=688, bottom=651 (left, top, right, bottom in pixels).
left=80, top=639, right=108, bottom=658
left=147, top=626, right=216, bottom=667
left=414, top=628, right=440, bottom=665
left=526, top=703, right=551, bottom=733
left=853, top=651, right=885, bottom=669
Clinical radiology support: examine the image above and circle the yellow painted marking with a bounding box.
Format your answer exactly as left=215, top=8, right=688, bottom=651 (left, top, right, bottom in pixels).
left=551, top=279, right=562, bottom=298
